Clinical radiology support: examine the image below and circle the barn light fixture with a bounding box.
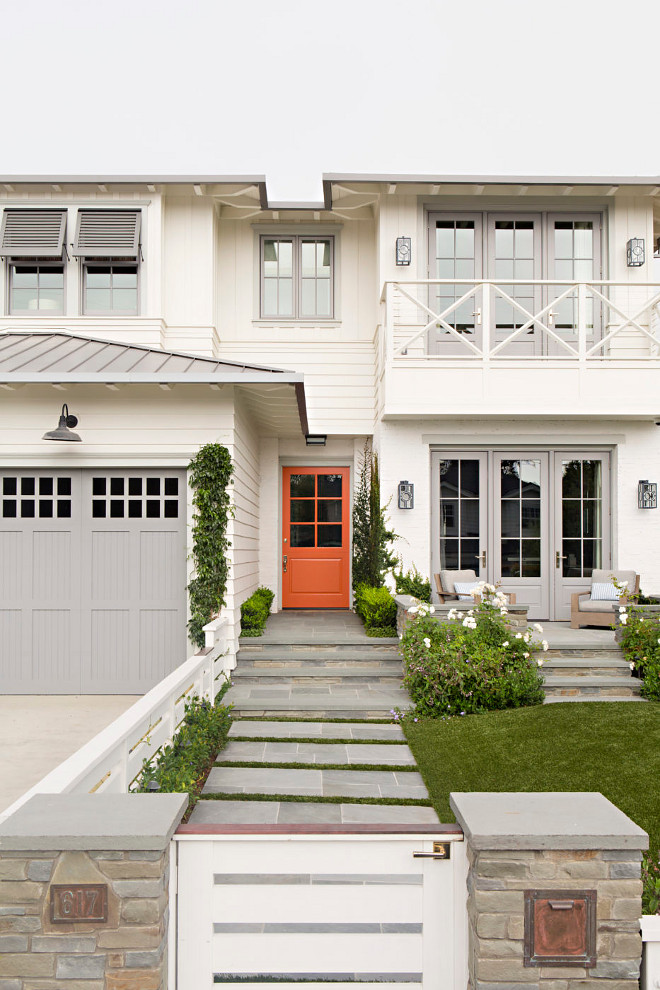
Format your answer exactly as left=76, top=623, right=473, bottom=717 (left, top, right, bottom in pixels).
left=626, top=237, right=645, bottom=267
left=42, top=403, right=82, bottom=442
left=396, top=235, right=412, bottom=266
left=638, top=480, right=657, bottom=509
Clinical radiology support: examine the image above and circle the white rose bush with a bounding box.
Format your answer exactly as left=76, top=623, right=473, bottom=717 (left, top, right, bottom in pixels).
left=400, top=582, right=546, bottom=717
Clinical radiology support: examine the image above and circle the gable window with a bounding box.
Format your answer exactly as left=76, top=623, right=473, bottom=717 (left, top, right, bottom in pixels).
left=261, top=235, right=333, bottom=319
left=73, top=210, right=141, bottom=315
left=0, top=209, right=67, bottom=315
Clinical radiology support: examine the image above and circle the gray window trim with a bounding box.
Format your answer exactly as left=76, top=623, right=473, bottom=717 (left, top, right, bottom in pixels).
left=81, top=259, right=140, bottom=316
left=259, top=233, right=335, bottom=320
left=0, top=209, right=67, bottom=258
left=7, top=259, right=66, bottom=316
left=72, top=210, right=141, bottom=258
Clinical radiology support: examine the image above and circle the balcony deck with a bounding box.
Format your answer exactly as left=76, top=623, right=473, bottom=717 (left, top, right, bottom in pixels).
left=377, top=280, right=660, bottom=418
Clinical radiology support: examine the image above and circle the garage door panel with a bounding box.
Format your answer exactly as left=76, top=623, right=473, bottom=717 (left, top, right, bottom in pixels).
left=89, top=610, right=132, bottom=685
left=32, top=609, right=78, bottom=687
left=91, top=531, right=134, bottom=601
left=0, top=532, right=22, bottom=599
left=0, top=611, right=22, bottom=680
left=140, top=531, right=183, bottom=601
left=32, top=531, right=73, bottom=600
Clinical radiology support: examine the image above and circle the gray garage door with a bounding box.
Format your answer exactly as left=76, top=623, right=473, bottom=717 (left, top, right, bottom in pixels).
left=0, top=469, right=187, bottom=694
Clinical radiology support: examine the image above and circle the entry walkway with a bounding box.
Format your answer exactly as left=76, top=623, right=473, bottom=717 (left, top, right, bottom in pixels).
left=0, top=695, right=140, bottom=814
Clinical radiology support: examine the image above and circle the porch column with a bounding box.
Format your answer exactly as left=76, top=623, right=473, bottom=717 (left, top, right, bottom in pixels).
left=451, top=791, right=647, bottom=990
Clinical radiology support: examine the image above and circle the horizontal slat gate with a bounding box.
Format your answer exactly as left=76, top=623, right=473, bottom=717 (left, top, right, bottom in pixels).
left=175, top=834, right=467, bottom=990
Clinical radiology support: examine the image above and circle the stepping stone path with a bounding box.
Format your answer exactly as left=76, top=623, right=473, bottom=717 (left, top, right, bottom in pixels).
left=189, top=610, right=439, bottom=826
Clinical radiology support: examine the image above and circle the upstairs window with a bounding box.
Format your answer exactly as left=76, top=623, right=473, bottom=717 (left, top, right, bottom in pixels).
left=260, top=235, right=334, bottom=319
left=73, top=210, right=141, bottom=315
left=1, top=209, right=67, bottom=315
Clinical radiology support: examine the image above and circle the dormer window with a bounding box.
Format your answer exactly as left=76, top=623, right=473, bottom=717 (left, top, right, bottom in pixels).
left=260, top=235, right=334, bottom=320
left=73, top=210, right=141, bottom=315
left=1, top=209, right=67, bottom=315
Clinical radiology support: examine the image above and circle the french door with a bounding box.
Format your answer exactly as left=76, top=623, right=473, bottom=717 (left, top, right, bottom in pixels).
left=433, top=451, right=610, bottom=620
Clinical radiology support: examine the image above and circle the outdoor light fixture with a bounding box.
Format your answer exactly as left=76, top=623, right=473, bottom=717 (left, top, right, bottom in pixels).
left=395, top=236, right=412, bottom=266
left=305, top=434, right=327, bottom=447
left=42, top=403, right=82, bottom=442
left=627, top=237, right=645, bottom=267
left=398, top=480, right=414, bottom=509
left=638, top=480, right=657, bottom=509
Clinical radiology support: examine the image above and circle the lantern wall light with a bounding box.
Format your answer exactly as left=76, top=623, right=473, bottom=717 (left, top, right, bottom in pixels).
left=395, top=236, right=412, bottom=266
left=398, top=480, right=414, bottom=509
left=627, top=238, right=645, bottom=267
left=638, top=480, right=657, bottom=509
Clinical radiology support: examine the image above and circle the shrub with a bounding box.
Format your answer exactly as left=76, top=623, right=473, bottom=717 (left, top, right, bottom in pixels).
left=617, top=603, right=660, bottom=700
left=354, top=583, right=397, bottom=631
left=352, top=443, right=398, bottom=588
left=643, top=853, right=660, bottom=915
left=394, top=563, right=431, bottom=602
left=240, top=587, right=275, bottom=637
left=400, top=590, right=546, bottom=717
left=135, top=694, right=232, bottom=799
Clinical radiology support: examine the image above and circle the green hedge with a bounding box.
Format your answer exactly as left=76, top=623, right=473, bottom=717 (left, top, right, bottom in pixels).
left=354, top=584, right=397, bottom=635
left=240, top=586, right=275, bottom=637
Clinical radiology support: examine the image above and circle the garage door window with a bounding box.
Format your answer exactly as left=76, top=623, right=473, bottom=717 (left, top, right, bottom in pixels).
left=91, top=475, right=179, bottom=518
left=2, top=475, right=72, bottom=518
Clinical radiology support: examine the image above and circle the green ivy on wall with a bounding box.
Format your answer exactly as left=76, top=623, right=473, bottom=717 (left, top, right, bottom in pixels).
left=187, top=444, right=233, bottom=648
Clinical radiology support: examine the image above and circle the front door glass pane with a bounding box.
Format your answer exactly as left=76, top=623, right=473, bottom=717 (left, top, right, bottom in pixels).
left=439, top=459, right=480, bottom=573
left=290, top=474, right=315, bottom=497
left=500, top=460, right=541, bottom=577
left=561, top=459, right=602, bottom=577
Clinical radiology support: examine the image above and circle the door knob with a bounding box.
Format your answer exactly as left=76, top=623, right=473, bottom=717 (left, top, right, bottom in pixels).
left=478, top=549, right=487, bottom=569
left=555, top=550, right=567, bottom=568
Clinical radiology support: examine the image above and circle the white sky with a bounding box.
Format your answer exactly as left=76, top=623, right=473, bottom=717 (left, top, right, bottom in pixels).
left=3, top=0, right=660, bottom=201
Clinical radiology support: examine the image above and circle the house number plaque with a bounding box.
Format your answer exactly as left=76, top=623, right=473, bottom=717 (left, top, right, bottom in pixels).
left=50, top=884, right=108, bottom=923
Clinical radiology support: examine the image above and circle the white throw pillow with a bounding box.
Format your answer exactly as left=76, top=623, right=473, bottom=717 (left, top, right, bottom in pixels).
left=453, top=581, right=480, bottom=601
left=590, top=581, right=622, bottom=602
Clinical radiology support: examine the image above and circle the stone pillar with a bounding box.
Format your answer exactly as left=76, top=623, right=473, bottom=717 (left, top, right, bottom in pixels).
left=450, top=791, right=648, bottom=990
left=0, top=793, right=187, bottom=990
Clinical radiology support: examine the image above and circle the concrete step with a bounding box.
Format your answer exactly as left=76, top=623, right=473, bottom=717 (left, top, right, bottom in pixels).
left=238, top=644, right=400, bottom=656
left=542, top=658, right=632, bottom=677
left=236, top=653, right=401, bottom=668
left=228, top=704, right=410, bottom=718
left=190, top=800, right=440, bottom=826
left=543, top=675, right=642, bottom=699
left=232, top=665, right=403, bottom=684
left=229, top=720, right=406, bottom=741
left=544, top=648, right=622, bottom=660
left=202, top=765, right=428, bottom=800
left=544, top=695, right=648, bottom=703
left=218, top=740, right=416, bottom=765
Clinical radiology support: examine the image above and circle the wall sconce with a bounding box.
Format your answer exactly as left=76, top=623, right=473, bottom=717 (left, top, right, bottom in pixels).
left=395, top=236, right=412, bottom=266
left=626, top=238, right=645, bottom=267
left=398, top=480, right=414, bottom=509
left=305, top=434, right=327, bottom=447
left=638, top=480, right=657, bottom=508
left=42, top=403, right=82, bottom=442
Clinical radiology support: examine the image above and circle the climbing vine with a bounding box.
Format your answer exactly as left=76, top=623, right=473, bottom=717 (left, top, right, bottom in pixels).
left=187, top=444, right=233, bottom=648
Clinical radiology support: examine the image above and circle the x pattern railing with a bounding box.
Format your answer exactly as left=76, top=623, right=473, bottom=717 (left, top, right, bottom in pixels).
left=384, top=281, right=660, bottom=360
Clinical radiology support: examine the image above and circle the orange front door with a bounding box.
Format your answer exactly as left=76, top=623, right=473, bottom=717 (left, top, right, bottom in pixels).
left=282, top=467, right=350, bottom=608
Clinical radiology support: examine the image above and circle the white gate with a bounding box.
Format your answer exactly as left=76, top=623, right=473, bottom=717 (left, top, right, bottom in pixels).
left=173, top=828, right=468, bottom=990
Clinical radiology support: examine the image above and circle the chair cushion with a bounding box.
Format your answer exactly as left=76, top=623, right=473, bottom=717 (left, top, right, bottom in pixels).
left=439, top=569, right=477, bottom=595
left=579, top=597, right=616, bottom=613
left=590, top=569, right=636, bottom=596
left=453, top=581, right=480, bottom=601
left=590, top=581, right=621, bottom=602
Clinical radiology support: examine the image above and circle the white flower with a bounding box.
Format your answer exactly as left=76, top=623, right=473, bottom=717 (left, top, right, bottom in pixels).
left=456, top=611, right=464, bottom=619
left=619, top=607, right=627, bottom=615
left=542, top=640, right=548, bottom=651
left=447, top=608, right=457, bottom=620
left=620, top=614, right=628, bottom=625
left=407, top=605, right=419, bottom=615
left=502, top=641, right=509, bottom=648
left=398, top=632, right=402, bottom=639
left=629, top=662, right=635, bottom=670
left=500, top=608, right=508, bottom=616
left=537, top=659, right=544, bottom=667
left=429, top=605, right=435, bottom=614
left=523, top=652, right=529, bottom=659
left=515, top=633, right=523, bottom=639
left=533, top=623, right=544, bottom=633
left=423, top=637, right=431, bottom=649
left=462, top=616, right=477, bottom=629
left=523, top=632, right=531, bottom=643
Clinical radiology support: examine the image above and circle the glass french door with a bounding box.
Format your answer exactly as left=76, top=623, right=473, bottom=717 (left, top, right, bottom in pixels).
left=546, top=214, right=602, bottom=354
left=487, top=215, right=542, bottom=355
left=433, top=450, right=611, bottom=620
left=427, top=214, right=483, bottom=354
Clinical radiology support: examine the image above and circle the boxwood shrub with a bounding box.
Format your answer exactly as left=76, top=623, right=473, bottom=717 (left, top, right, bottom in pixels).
left=240, top=586, right=275, bottom=637
left=354, top=583, right=397, bottom=636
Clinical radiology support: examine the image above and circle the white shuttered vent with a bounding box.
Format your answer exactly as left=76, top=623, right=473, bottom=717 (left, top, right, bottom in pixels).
left=0, top=209, right=67, bottom=257
left=73, top=210, right=141, bottom=258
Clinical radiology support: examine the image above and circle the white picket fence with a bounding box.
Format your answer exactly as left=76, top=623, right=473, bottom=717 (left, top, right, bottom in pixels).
left=0, top=615, right=232, bottom=824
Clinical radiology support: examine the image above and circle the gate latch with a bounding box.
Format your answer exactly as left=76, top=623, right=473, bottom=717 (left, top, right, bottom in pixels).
left=413, top=841, right=451, bottom=860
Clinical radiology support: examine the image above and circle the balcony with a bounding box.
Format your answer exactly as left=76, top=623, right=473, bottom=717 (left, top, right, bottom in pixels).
left=377, top=280, right=660, bottom=419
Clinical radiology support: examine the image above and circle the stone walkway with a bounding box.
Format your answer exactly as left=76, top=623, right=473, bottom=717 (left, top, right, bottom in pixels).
left=191, top=611, right=437, bottom=825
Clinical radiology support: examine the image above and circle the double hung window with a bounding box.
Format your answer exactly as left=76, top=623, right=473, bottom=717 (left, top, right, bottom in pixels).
left=73, top=210, right=141, bottom=315
left=1, top=209, right=67, bottom=314
left=260, top=235, right=334, bottom=319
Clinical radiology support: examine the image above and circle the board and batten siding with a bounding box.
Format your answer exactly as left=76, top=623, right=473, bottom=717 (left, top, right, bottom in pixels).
left=216, top=216, right=378, bottom=435
left=229, top=395, right=262, bottom=631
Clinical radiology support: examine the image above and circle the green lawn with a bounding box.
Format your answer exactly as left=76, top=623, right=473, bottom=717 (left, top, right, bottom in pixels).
left=403, top=701, right=660, bottom=856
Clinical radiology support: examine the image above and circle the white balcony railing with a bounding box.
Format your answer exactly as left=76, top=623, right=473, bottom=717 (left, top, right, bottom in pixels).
left=381, top=281, right=660, bottom=363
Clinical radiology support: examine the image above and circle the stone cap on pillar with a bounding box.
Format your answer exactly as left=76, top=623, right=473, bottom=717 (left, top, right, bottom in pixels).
left=0, top=794, right=188, bottom=852
left=450, top=792, right=648, bottom=851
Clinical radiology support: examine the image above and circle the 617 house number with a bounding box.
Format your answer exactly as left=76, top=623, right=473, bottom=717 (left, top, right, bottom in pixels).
left=50, top=884, right=108, bottom=923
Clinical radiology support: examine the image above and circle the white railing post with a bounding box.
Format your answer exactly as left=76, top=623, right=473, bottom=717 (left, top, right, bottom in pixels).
left=577, top=282, right=588, bottom=362
left=481, top=283, right=491, bottom=362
